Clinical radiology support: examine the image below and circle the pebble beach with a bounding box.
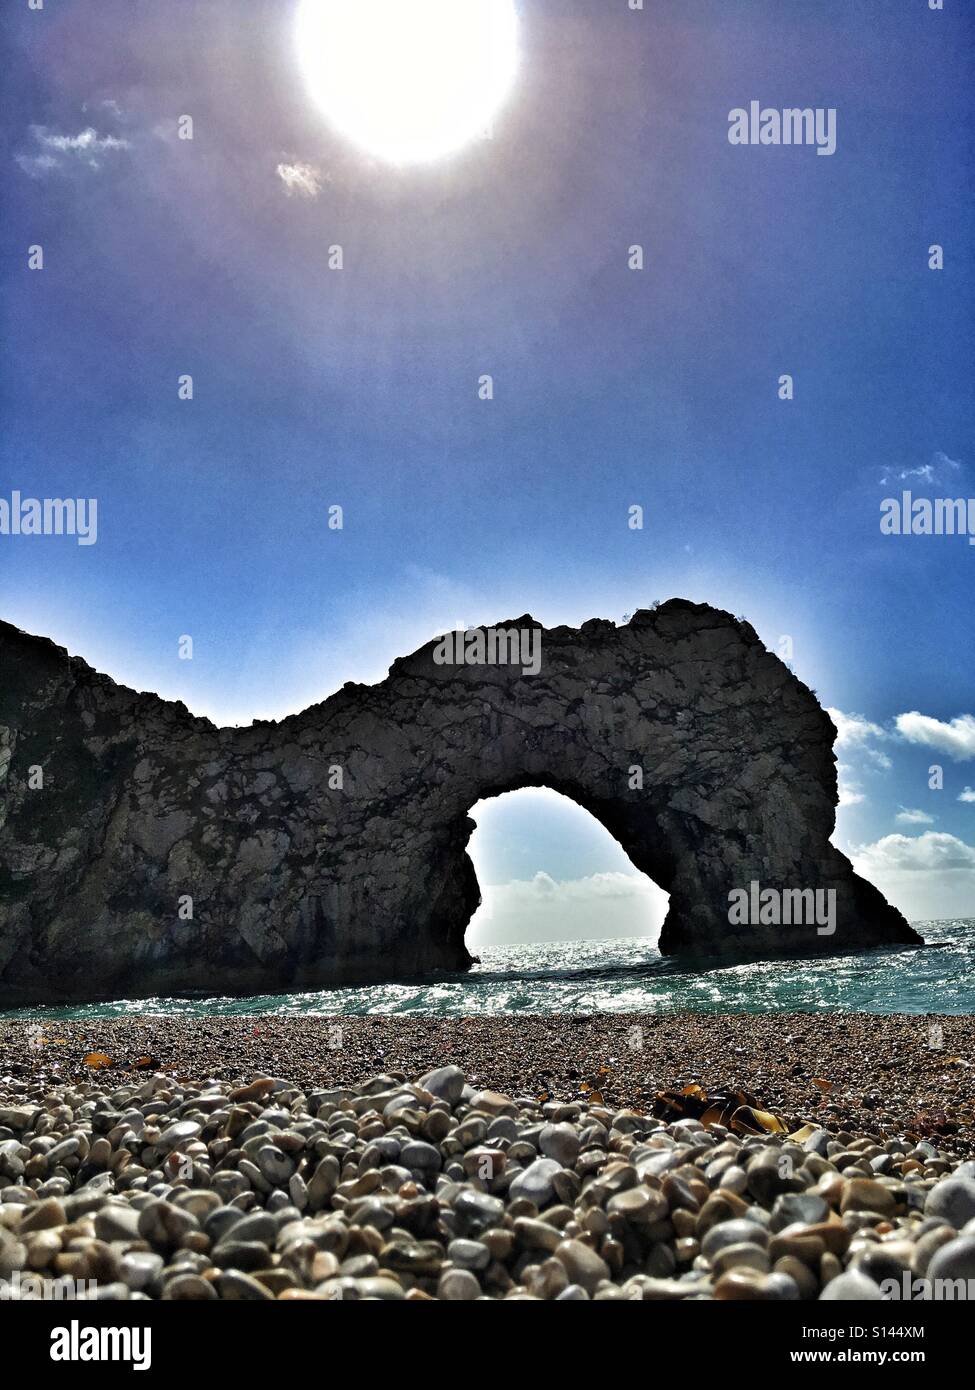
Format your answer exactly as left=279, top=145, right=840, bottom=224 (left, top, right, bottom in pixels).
left=1, top=1011, right=974, bottom=1301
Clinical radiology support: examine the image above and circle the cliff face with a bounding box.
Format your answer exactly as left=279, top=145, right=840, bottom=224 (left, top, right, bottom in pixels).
left=0, top=602, right=920, bottom=1006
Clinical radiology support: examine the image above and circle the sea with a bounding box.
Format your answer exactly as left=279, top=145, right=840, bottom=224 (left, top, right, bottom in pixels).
left=3, top=919, right=974, bottom=1021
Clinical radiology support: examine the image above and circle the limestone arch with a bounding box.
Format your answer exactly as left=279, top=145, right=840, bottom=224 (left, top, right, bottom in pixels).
left=0, top=601, right=922, bottom=1006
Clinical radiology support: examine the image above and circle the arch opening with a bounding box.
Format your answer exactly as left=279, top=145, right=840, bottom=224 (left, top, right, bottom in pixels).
left=464, top=787, right=670, bottom=951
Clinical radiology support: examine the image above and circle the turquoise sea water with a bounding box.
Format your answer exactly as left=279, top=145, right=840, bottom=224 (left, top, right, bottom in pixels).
left=4, top=920, right=974, bottom=1021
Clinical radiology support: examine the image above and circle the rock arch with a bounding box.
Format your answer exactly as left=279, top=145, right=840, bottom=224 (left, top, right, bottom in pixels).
left=0, top=601, right=920, bottom=1006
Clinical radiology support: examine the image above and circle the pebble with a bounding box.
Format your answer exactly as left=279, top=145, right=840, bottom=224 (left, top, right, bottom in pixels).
left=137, top=1199, right=197, bottom=1250
left=802, top=1130, right=831, bottom=1157
left=45, top=1136, right=81, bottom=1167
left=925, top=1177, right=975, bottom=1230
left=513, top=1217, right=558, bottom=1254
left=419, top=1066, right=465, bottom=1107
left=447, top=1238, right=491, bottom=1271
left=926, top=1235, right=975, bottom=1284
left=119, top=1251, right=164, bottom=1291
left=438, top=1268, right=481, bottom=1300
left=255, top=1147, right=294, bottom=1185
left=818, top=1269, right=885, bottom=1300
left=911, top=1224, right=956, bottom=1275
left=747, top=1152, right=796, bottom=1203
left=607, top=1187, right=665, bottom=1223
left=400, top=1140, right=442, bottom=1174
left=157, top=1120, right=201, bottom=1153
left=841, top=1178, right=897, bottom=1216
left=211, top=1240, right=277, bottom=1271
left=229, top=1078, right=275, bottom=1104
left=554, top=1239, right=610, bottom=1294
left=702, top=1219, right=770, bottom=1260
left=0, top=1052, right=971, bottom=1303
left=227, top=1211, right=277, bottom=1246
left=453, top=1189, right=505, bottom=1235
left=540, top=1123, right=580, bottom=1167
left=712, top=1243, right=770, bottom=1277
left=215, top=1270, right=275, bottom=1301
left=469, top=1091, right=516, bottom=1118
left=94, top=1205, right=141, bottom=1243
left=508, top=1157, right=563, bottom=1209
left=19, top=1197, right=67, bottom=1234
left=714, top=1270, right=799, bottom=1300
left=770, top=1193, right=828, bottom=1230
left=774, top=1254, right=818, bottom=1299
left=162, top=1274, right=218, bottom=1300
left=0, top=1107, right=39, bottom=1131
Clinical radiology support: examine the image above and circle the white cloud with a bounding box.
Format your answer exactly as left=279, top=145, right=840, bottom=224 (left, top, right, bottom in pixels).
left=879, top=451, right=963, bottom=488
left=467, top=870, right=668, bottom=947
left=960, top=788, right=975, bottom=803
left=16, top=124, right=130, bottom=177
left=894, top=712, right=975, bottom=761
left=503, top=870, right=659, bottom=902
left=276, top=161, right=324, bottom=198
left=38, top=127, right=128, bottom=155
left=837, top=767, right=865, bottom=806
left=827, top=708, right=892, bottom=770
left=852, top=831, right=975, bottom=873
left=828, top=708, right=883, bottom=746
left=850, top=831, right=975, bottom=922
left=895, top=807, right=935, bottom=825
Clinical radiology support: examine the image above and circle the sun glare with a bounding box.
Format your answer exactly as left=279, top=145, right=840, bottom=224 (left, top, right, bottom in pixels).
left=295, top=0, right=520, bottom=165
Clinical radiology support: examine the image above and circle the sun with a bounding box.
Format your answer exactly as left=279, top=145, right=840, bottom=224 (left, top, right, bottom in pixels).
left=295, top=0, right=520, bottom=165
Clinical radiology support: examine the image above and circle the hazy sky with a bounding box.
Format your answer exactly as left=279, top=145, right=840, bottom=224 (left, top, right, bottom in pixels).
left=2, top=0, right=973, bottom=934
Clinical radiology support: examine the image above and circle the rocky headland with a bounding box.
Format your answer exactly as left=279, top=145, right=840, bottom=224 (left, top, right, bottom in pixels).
left=0, top=602, right=919, bottom=1006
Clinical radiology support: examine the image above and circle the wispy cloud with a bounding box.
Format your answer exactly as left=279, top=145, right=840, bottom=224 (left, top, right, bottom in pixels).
left=959, top=787, right=975, bottom=804
left=276, top=160, right=324, bottom=198
left=16, top=124, right=131, bottom=178
left=896, top=807, right=935, bottom=825
left=879, top=450, right=963, bottom=488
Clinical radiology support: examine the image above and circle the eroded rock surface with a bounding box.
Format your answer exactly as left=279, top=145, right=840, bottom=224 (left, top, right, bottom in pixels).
left=0, top=602, right=920, bottom=1005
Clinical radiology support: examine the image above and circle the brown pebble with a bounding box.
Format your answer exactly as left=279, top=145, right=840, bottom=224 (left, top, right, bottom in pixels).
left=803, top=1220, right=852, bottom=1255
left=714, top=1270, right=779, bottom=1300
left=774, top=1254, right=819, bottom=1299
left=228, top=1078, right=275, bottom=1104
left=841, top=1178, right=897, bottom=1216
left=19, top=1199, right=66, bottom=1235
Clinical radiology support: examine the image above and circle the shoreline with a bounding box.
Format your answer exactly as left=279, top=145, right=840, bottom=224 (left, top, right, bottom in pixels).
left=3, top=1011, right=972, bottom=1156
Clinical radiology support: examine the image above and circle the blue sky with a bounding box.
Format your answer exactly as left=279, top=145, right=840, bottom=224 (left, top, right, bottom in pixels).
left=2, top=0, right=973, bottom=932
